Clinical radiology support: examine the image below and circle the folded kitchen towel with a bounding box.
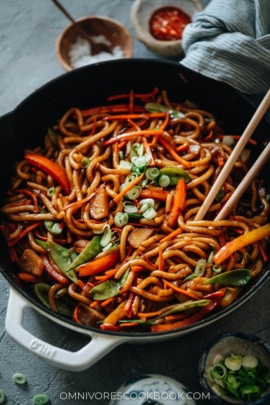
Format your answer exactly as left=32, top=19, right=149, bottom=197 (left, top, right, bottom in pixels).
left=180, top=0, right=270, bottom=120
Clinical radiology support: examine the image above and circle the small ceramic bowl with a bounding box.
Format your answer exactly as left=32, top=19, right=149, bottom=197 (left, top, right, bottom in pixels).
left=56, top=16, right=133, bottom=71
left=108, top=373, right=197, bottom=405
left=130, top=0, right=203, bottom=57
left=199, top=332, right=270, bottom=405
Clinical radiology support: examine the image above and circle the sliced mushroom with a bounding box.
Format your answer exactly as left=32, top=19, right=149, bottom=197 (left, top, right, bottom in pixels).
left=89, top=186, right=109, bottom=220
left=77, top=302, right=105, bottom=327
left=128, top=227, right=154, bottom=248
left=20, top=249, right=44, bottom=276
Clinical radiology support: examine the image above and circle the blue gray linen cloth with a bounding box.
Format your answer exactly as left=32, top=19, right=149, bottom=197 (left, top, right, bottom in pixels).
left=180, top=0, right=270, bottom=121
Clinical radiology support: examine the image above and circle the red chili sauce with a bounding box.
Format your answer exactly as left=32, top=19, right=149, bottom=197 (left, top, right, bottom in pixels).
left=149, top=6, right=191, bottom=41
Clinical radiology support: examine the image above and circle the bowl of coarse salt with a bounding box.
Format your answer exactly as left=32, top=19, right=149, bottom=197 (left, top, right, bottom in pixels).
left=56, top=16, right=133, bottom=71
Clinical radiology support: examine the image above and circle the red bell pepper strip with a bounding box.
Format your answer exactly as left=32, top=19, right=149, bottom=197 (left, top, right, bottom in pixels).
left=18, top=272, right=41, bottom=283
left=150, top=300, right=219, bottom=332
left=204, top=290, right=225, bottom=300
left=78, top=250, right=120, bottom=277
left=41, top=253, right=69, bottom=285
left=24, top=153, right=70, bottom=195
left=213, top=223, right=270, bottom=265
left=167, top=179, right=186, bottom=228
left=8, top=222, right=41, bottom=247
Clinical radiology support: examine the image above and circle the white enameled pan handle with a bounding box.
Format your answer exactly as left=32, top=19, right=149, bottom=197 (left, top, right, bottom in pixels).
left=5, top=288, right=126, bottom=371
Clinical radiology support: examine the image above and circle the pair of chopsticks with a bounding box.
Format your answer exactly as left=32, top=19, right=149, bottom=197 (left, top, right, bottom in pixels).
left=194, top=89, right=270, bottom=222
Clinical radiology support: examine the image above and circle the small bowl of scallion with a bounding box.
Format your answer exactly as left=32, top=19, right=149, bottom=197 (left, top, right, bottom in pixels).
left=199, top=332, right=270, bottom=405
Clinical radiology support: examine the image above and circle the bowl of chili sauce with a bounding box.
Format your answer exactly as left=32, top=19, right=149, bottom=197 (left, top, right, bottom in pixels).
left=130, top=0, right=203, bottom=57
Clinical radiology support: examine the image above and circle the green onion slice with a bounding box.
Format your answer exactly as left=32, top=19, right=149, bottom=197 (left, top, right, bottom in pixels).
left=32, top=394, right=50, bottom=405
left=81, top=157, right=90, bottom=169
left=146, top=167, right=160, bottom=180
left=100, top=227, right=112, bottom=247
left=194, top=259, right=206, bottom=277
left=212, top=264, right=222, bottom=273
left=119, top=160, right=133, bottom=170
left=210, top=364, right=227, bottom=380
left=143, top=207, right=157, bottom=219
left=123, top=201, right=138, bottom=213
left=139, top=198, right=155, bottom=208
left=47, top=187, right=56, bottom=197
left=12, top=373, right=27, bottom=384
left=159, top=175, right=170, bottom=188
left=126, top=186, right=141, bottom=200
left=241, top=355, right=258, bottom=369
left=225, top=354, right=242, bottom=371
left=114, top=212, right=129, bottom=228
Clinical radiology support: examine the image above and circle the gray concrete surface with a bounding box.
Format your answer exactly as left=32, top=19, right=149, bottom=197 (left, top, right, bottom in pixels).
left=1, top=1, right=270, bottom=405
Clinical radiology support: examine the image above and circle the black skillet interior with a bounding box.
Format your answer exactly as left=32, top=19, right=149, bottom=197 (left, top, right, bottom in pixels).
left=0, top=59, right=269, bottom=336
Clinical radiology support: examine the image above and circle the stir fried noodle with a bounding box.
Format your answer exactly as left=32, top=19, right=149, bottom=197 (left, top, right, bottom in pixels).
left=1, top=88, right=270, bottom=332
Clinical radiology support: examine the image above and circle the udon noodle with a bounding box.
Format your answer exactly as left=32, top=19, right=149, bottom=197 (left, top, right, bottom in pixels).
left=1, top=88, right=269, bottom=333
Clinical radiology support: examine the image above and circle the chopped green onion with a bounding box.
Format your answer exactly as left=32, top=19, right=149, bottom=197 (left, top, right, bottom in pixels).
left=119, top=150, right=124, bottom=160
left=132, top=155, right=148, bottom=168
left=241, top=355, right=258, bottom=369
left=127, top=213, right=143, bottom=220
left=126, top=186, right=141, bottom=200
left=100, top=227, right=112, bottom=247
left=143, top=207, right=157, bottom=219
left=125, top=173, right=138, bottom=184
left=32, top=394, right=50, bottom=404
left=145, top=102, right=185, bottom=119
left=207, top=251, right=214, bottom=263
left=159, top=175, right=170, bottom=188
left=215, top=189, right=226, bottom=202
left=212, top=264, right=222, bottom=273
left=47, top=128, right=59, bottom=148
left=134, top=143, right=144, bottom=157
left=47, top=187, right=56, bottom=197
left=114, top=212, right=129, bottom=228
left=225, top=354, right=242, bottom=371
left=81, top=157, right=90, bottom=169
left=93, top=224, right=109, bottom=234
left=194, top=259, right=206, bottom=277
left=146, top=167, right=160, bottom=180
left=0, top=389, right=5, bottom=404
left=123, top=201, right=138, bottom=213
left=119, top=160, right=133, bottom=170
left=140, top=203, right=149, bottom=213
left=211, top=384, right=227, bottom=396
left=213, top=354, right=224, bottom=365
left=210, top=364, right=227, bottom=380
left=139, top=198, right=155, bottom=208
left=102, top=242, right=113, bottom=251
left=183, top=274, right=197, bottom=282
left=12, top=373, right=27, bottom=384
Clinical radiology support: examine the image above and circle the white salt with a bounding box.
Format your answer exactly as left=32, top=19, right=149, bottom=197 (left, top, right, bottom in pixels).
left=68, top=36, right=124, bottom=68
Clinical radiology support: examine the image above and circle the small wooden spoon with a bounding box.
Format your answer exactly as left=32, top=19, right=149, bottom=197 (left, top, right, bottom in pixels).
left=52, top=0, right=112, bottom=55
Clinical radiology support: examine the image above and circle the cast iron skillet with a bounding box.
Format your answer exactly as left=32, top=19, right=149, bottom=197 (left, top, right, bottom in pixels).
left=0, top=59, right=269, bottom=371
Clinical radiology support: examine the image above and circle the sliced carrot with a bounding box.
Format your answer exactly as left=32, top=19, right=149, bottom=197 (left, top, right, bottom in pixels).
left=158, top=245, right=165, bottom=271
left=129, top=89, right=134, bottom=113
left=101, top=297, right=116, bottom=307
left=103, top=129, right=163, bottom=146
left=18, top=272, right=40, bottom=283
left=160, top=228, right=183, bottom=243
left=73, top=304, right=82, bottom=324
left=159, top=112, right=170, bottom=130
left=131, top=265, right=145, bottom=272
left=163, top=279, right=200, bottom=300
left=8, top=222, right=42, bottom=247
left=107, top=87, right=159, bottom=101
left=77, top=279, right=86, bottom=290
left=62, top=191, right=95, bottom=212
left=90, top=300, right=99, bottom=308
left=167, top=179, right=186, bottom=228
left=113, top=172, right=144, bottom=204
left=120, top=322, right=139, bottom=328
left=127, top=118, right=141, bottom=131
left=79, top=250, right=120, bottom=277
left=142, top=136, right=155, bottom=167
left=158, top=137, right=191, bottom=167
left=176, top=143, right=189, bottom=152
left=139, top=188, right=170, bottom=202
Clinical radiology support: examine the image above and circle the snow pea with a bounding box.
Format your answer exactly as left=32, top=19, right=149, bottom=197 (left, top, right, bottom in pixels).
left=159, top=167, right=190, bottom=185
left=36, top=239, right=78, bottom=283
left=67, top=235, right=102, bottom=271
left=90, top=267, right=130, bottom=300
left=40, top=208, right=63, bottom=235
left=48, top=128, right=59, bottom=148
left=215, top=188, right=226, bottom=202
left=155, top=299, right=211, bottom=319
left=34, top=283, right=75, bottom=317
left=202, top=269, right=251, bottom=286
left=145, top=103, right=185, bottom=119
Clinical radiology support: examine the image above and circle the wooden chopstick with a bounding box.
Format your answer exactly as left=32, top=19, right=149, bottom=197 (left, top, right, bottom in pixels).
left=194, top=88, right=270, bottom=221
left=215, top=141, right=270, bottom=221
